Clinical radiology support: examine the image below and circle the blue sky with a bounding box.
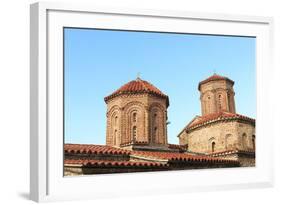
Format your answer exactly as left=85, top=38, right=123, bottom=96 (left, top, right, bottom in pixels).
left=64, top=28, right=256, bottom=145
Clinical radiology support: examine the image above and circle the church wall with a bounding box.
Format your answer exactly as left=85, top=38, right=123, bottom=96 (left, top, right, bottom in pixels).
left=236, top=122, right=256, bottom=150
left=179, top=120, right=255, bottom=154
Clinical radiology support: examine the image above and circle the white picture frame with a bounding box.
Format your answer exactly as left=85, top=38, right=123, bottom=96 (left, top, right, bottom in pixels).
left=30, top=1, right=274, bottom=202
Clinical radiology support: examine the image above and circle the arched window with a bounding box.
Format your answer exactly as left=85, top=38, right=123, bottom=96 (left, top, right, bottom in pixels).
left=132, top=126, right=137, bottom=141
left=212, top=142, right=216, bottom=152
left=133, top=112, right=137, bottom=123
left=114, top=116, right=118, bottom=126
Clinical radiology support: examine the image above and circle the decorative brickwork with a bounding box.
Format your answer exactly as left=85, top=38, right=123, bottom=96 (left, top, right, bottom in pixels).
left=199, top=74, right=236, bottom=115
left=104, top=78, right=169, bottom=148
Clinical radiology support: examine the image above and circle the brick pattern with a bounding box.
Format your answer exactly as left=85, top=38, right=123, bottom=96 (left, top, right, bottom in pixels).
left=104, top=77, right=169, bottom=106
left=64, top=144, right=131, bottom=155
left=198, top=74, right=234, bottom=90
left=105, top=78, right=168, bottom=148
left=199, top=74, right=236, bottom=115
left=179, top=120, right=255, bottom=154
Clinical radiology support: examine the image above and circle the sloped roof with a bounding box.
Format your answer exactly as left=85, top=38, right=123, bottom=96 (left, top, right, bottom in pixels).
left=64, top=144, right=239, bottom=166
left=104, top=78, right=169, bottom=106
left=198, top=74, right=234, bottom=90
left=185, top=111, right=255, bottom=131
left=130, top=150, right=238, bottom=164
left=64, top=144, right=131, bottom=155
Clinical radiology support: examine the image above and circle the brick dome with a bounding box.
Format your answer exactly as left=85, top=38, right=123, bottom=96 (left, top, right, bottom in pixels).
left=198, top=74, right=234, bottom=90
left=104, top=77, right=169, bottom=106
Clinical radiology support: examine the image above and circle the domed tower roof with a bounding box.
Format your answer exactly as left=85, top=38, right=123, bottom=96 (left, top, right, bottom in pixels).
left=198, top=74, right=234, bottom=90
left=104, top=77, right=169, bottom=106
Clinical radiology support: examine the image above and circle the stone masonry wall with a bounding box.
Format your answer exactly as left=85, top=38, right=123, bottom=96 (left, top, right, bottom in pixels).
left=179, top=120, right=255, bottom=154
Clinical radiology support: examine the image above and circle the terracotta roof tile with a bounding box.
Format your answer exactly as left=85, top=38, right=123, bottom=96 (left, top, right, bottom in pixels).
left=131, top=150, right=238, bottom=164
left=198, top=74, right=234, bottom=90
left=65, top=144, right=239, bottom=166
left=104, top=78, right=169, bottom=106
left=186, top=111, right=255, bottom=130
left=65, top=159, right=168, bottom=167
left=64, top=144, right=131, bottom=155
left=208, top=149, right=255, bottom=157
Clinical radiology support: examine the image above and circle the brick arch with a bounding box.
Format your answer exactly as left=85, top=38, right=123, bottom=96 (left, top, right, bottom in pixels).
left=123, top=101, right=146, bottom=143
left=123, top=101, right=145, bottom=112
left=227, top=90, right=236, bottom=113
left=216, top=91, right=225, bottom=111
left=202, top=91, right=215, bottom=115
left=214, top=88, right=227, bottom=93
left=107, top=105, right=121, bottom=146
left=149, top=103, right=166, bottom=144
left=107, top=105, right=121, bottom=117
left=208, top=137, right=216, bottom=153
left=149, top=102, right=165, bottom=112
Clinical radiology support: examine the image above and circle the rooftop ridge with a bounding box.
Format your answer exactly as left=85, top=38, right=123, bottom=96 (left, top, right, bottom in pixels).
left=104, top=78, right=169, bottom=106
left=198, top=73, right=234, bottom=90
left=186, top=111, right=255, bottom=131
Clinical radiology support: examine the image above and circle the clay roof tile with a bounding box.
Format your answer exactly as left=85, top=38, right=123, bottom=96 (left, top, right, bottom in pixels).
left=104, top=78, right=169, bottom=106
left=198, top=74, right=234, bottom=90
left=64, top=144, right=131, bottom=156
left=186, top=111, right=255, bottom=130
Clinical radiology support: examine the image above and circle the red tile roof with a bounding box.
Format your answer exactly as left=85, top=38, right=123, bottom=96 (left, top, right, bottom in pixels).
left=198, top=74, right=234, bottom=90
left=104, top=78, right=169, bottom=106
left=65, top=144, right=239, bottom=165
left=64, top=144, right=131, bottom=155
left=208, top=149, right=255, bottom=157
left=131, top=150, right=238, bottom=164
left=186, top=111, right=255, bottom=131
left=65, top=159, right=168, bottom=167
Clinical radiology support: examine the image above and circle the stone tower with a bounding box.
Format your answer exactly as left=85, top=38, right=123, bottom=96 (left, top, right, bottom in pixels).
left=198, top=74, right=236, bottom=116
left=104, top=77, right=169, bottom=149
left=178, top=73, right=256, bottom=165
